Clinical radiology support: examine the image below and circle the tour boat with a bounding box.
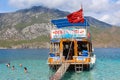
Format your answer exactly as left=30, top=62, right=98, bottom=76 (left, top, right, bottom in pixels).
left=47, top=18, right=96, bottom=74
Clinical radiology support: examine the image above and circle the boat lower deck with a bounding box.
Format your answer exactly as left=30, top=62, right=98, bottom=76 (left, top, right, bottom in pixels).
left=49, top=62, right=91, bottom=70
left=49, top=62, right=92, bottom=80
left=48, top=54, right=96, bottom=71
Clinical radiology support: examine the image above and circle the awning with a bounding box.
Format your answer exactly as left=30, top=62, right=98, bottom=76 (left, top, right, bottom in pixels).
left=51, top=18, right=89, bottom=28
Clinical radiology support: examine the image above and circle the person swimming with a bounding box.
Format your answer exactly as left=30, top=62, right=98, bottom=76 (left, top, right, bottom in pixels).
left=19, top=64, right=22, bottom=67
left=6, top=63, right=10, bottom=68
left=12, top=66, right=15, bottom=70
left=24, top=67, right=27, bottom=73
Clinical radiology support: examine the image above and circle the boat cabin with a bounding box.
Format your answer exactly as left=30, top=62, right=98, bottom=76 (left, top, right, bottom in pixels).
left=48, top=18, right=93, bottom=64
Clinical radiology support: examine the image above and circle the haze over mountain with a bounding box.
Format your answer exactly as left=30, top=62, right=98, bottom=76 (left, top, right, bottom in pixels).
left=0, top=6, right=119, bottom=48
left=0, top=6, right=112, bottom=29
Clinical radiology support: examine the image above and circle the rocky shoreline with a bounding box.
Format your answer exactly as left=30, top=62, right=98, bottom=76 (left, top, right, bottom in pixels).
left=0, top=42, right=49, bottom=49
left=0, top=42, right=119, bottom=49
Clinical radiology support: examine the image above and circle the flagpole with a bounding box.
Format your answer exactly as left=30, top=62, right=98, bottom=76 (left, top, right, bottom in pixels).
left=81, top=4, right=83, bottom=10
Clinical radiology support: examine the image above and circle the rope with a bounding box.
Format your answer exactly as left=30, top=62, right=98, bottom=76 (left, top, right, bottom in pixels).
left=66, top=40, right=73, bottom=60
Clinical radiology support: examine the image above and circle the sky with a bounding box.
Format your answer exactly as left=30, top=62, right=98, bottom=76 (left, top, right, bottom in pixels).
left=0, top=0, right=120, bottom=26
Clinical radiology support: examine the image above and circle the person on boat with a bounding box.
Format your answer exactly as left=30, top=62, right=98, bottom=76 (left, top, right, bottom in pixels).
left=12, top=66, right=15, bottom=70
left=82, top=44, right=87, bottom=50
left=24, top=67, right=27, bottom=73
left=6, top=63, right=10, bottom=68
left=78, top=51, right=82, bottom=56
left=78, top=45, right=82, bottom=56
left=63, top=44, right=69, bottom=59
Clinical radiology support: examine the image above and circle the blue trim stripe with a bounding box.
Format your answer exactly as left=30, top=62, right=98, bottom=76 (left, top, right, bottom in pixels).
left=51, top=18, right=89, bottom=28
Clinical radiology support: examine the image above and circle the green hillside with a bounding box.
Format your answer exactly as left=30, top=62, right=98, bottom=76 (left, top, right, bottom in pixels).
left=0, top=6, right=119, bottom=48
left=91, top=27, right=120, bottom=48
left=0, top=35, right=49, bottom=48
left=0, top=26, right=120, bottom=48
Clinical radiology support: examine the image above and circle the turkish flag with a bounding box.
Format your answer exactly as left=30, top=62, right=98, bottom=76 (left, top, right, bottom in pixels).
left=67, top=8, right=84, bottom=23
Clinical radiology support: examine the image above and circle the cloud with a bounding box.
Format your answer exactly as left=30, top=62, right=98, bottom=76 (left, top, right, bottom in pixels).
left=9, top=0, right=120, bottom=26
left=99, top=10, right=120, bottom=25
left=9, top=0, right=69, bottom=9
left=100, top=15, right=110, bottom=21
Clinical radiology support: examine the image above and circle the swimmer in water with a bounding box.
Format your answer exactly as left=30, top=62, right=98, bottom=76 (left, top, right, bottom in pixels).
left=6, top=63, right=10, bottom=68
left=19, top=64, right=22, bottom=67
left=12, top=66, right=15, bottom=70
left=24, top=67, right=27, bottom=73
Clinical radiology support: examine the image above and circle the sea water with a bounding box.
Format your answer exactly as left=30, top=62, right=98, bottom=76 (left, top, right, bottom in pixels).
left=0, top=48, right=120, bottom=80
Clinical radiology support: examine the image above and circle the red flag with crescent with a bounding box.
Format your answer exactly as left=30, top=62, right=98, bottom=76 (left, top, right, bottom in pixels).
left=67, top=8, right=84, bottom=23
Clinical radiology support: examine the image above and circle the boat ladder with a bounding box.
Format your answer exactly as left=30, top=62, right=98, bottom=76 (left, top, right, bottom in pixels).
left=75, top=63, right=84, bottom=73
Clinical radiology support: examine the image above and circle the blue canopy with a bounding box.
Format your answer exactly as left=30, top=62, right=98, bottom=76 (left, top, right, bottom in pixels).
left=50, top=39, right=60, bottom=43
left=51, top=18, right=89, bottom=28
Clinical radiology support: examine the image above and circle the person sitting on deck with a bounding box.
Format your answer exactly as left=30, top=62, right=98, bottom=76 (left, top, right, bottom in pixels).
left=78, top=51, right=82, bottom=56
left=81, top=44, right=87, bottom=50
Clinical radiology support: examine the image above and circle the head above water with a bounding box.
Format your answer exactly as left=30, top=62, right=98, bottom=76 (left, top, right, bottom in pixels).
left=6, top=63, right=10, bottom=67
left=24, top=67, right=27, bottom=73
left=19, top=64, right=22, bottom=67
left=12, top=66, right=15, bottom=70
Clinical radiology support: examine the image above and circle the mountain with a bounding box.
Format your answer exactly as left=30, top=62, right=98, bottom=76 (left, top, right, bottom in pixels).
left=0, top=6, right=119, bottom=48
left=0, top=6, right=112, bottom=30
left=0, top=6, right=69, bottom=40
left=0, top=6, right=69, bottom=30
left=85, top=16, right=112, bottom=28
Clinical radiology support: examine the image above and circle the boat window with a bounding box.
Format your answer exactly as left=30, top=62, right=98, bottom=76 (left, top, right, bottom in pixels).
left=50, top=43, right=60, bottom=56
left=77, top=41, right=87, bottom=56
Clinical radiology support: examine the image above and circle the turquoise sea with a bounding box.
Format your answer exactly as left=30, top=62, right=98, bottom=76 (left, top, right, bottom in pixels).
left=0, top=48, right=120, bottom=80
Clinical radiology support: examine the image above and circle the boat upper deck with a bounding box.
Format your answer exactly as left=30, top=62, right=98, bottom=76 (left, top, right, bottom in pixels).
left=50, top=18, right=91, bottom=43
